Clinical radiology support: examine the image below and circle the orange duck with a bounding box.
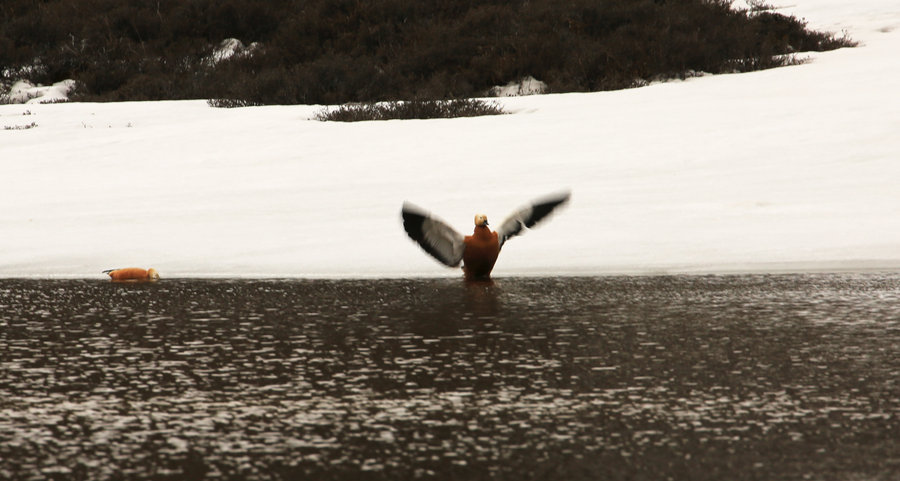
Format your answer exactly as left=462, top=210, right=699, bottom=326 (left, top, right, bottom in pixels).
left=103, top=267, right=160, bottom=282
left=402, top=191, right=570, bottom=280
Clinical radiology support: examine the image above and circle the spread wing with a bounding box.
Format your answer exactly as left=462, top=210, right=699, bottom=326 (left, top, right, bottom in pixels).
left=401, top=202, right=466, bottom=267
left=497, top=190, right=571, bottom=249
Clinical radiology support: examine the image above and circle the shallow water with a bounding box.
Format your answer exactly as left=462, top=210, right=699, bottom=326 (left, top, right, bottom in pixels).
left=1, top=275, right=899, bottom=480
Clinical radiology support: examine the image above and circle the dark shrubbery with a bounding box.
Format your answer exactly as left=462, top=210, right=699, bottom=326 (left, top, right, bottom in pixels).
left=314, top=99, right=506, bottom=121
left=207, top=98, right=264, bottom=108
left=0, top=0, right=855, bottom=105
left=3, top=122, right=38, bottom=130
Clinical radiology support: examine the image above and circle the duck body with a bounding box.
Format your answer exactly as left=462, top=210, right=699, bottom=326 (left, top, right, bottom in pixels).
left=103, top=267, right=160, bottom=282
left=462, top=225, right=500, bottom=280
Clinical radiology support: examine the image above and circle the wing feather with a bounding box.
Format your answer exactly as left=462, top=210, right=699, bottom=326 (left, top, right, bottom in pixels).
left=497, top=191, right=571, bottom=249
left=401, top=202, right=466, bottom=267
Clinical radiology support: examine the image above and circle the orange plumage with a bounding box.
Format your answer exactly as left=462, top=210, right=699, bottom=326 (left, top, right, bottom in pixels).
left=462, top=223, right=500, bottom=281
left=103, top=267, right=160, bottom=282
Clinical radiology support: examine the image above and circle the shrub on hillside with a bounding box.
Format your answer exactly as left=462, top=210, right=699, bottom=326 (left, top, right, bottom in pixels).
left=207, top=98, right=264, bottom=108
left=314, top=99, right=506, bottom=122
left=0, top=0, right=856, bottom=105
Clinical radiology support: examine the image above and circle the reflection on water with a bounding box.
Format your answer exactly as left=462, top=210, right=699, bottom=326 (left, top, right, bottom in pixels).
left=1, top=275, right=899, bottom=480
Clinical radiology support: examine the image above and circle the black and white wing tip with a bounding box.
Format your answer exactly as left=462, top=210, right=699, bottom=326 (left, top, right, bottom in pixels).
left=401, top=202, right=466, bottom=267
left=497, top=190, right=571, bottom=248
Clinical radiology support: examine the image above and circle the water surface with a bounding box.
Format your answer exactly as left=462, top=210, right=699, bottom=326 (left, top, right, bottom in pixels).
left=1, top=275, right=899, bottom=480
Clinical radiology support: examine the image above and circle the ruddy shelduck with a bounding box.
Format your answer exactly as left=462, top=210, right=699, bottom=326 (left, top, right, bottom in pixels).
left=102, top=267, right=160, bottom=282
left=401, top=191, right=571, bottom=280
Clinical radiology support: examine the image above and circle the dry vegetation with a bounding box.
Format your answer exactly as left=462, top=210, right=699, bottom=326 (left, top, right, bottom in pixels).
left=314, top=99, right=506, bottom=121
left=1, top=0, right=854, bottom=105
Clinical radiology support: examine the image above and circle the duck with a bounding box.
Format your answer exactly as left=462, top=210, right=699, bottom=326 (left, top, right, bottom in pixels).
left=102, top=267, right=160, bottom=282
left=401, top=191, right=570, bottom=280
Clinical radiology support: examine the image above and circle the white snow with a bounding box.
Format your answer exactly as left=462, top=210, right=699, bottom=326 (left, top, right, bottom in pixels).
left=2, top=79, right=77, bottom=104
left=203, top=38, right=261, bottom=66
left=1, top=0, right=899, bottom=279
left=489, top=76, right=548, bottom=97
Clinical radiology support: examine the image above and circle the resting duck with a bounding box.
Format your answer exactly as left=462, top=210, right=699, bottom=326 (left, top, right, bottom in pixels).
left=102, top=267, right=160, bottom=282
left=401, top=191, right=571, bottom=280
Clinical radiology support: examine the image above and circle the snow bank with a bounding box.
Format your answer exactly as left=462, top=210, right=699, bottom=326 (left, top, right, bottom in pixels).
left=204, top=38, right=262, bottom=66
left=1, top=0, right=899, bottom=278
left=488, top=76, right=548, bottom=97
left=1, top=80, right=76, bottom=105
